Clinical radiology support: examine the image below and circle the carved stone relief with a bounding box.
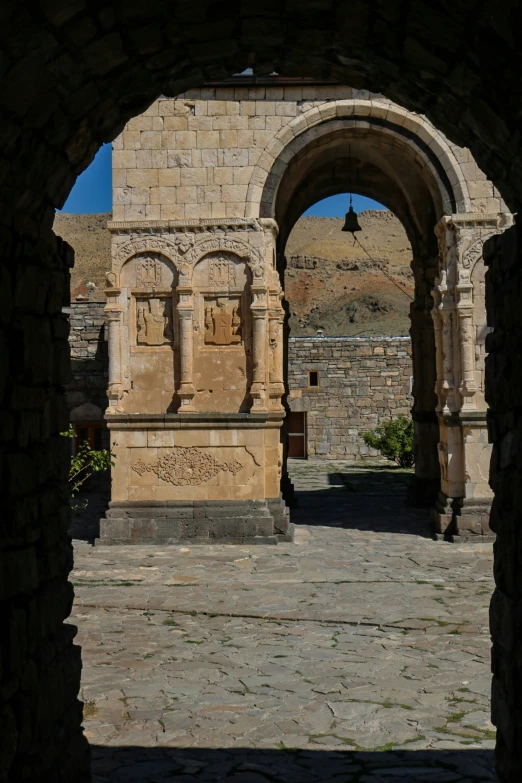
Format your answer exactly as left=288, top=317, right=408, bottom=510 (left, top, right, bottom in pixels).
left=184, top=236, right=262, bottom=271
left=114, top=237, right=178, bottom=272
left=209, top=257, right=236, bottom=287
left=136, top=298, right=173, bottom=346
left=136, top=255, right=162, bottom=288
left=204, top=297, right=242, bottom=345
left=132, top=448, right=242, bottom=485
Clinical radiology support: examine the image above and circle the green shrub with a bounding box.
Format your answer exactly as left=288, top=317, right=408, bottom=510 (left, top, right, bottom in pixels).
left=61, top=427, right=114, bottom=505
left=362, top=415, right=414, bottom=468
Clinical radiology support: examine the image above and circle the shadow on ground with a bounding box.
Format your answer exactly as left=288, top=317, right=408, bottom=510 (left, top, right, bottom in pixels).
left=291, top=465, right=431, bottom=537
left=69, top=491, right=108, bottom=543
left=90, top=746, right=496, bottom=782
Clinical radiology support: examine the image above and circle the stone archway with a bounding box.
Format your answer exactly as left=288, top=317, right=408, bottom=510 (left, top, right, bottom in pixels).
left=2, top=5, right=522, bottom=781
left=256, top=96, right=511, bottom=535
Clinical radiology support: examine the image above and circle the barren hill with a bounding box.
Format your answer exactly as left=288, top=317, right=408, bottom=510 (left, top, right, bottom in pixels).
left=54, top=209, right=414, bottom=336
left=285, top=212, right=414, bottom=337
left=53, top=212, right=112, bottom=298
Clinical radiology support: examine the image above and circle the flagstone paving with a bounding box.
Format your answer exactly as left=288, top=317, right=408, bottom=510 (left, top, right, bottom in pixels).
left=71, top=460, right=497, bottom=781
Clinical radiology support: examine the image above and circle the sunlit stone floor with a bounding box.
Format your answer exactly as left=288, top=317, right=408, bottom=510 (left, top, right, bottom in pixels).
left=71, top=460, right=496, bottom=782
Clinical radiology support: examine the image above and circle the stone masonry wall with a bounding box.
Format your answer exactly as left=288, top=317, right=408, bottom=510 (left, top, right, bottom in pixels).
left=65, top=300, right=108, bottom=417
left=0, top=222, right=90, bottom=782
left=112, top=85, right=504, bottom=223
left=288, top=337, right=412, bottom=459
left=484, top=223, right=522, bottom=780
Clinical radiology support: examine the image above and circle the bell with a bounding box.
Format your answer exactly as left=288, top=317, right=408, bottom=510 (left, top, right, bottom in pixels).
left=342, top=206, right=362, bottom=234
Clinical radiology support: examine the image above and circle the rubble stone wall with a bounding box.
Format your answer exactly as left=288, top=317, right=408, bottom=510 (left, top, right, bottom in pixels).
left=65, top=300, right=108, bottom=416
left=288, top=336, right=412, bottom=459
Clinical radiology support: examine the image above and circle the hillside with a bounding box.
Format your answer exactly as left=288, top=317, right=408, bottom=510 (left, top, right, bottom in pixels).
left=285, top=212, right=413, bottom=337
left=54, top=209, right=414, bottom=336
left=53, top=212, right=112, bottom=298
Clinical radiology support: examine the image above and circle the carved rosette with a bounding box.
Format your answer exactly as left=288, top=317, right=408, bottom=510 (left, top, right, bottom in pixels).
left=132, top=448, right=242, bottom=485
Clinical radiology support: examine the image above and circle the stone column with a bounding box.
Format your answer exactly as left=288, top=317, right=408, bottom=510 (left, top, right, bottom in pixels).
left=456, top=275, right=477, bottom=412
left=250, top=284, right=268, bottom=412
left=104, top=282, right=124, bottom=413
left=176, top=282, right=195, bottom=412
left=431, top=289, right=445, bottom=413
left=431, top=214, right=512, bottom=539
left=268, top=291, right=285, bottom=412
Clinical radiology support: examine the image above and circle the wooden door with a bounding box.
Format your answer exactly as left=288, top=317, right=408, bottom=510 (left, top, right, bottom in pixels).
left=287, top=412, right=306, bottom=459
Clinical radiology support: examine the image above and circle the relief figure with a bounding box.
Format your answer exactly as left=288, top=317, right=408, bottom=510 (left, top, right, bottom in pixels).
left=204, top=297, right=242, bottom=346
left=137, top=298, right=173, bottom=346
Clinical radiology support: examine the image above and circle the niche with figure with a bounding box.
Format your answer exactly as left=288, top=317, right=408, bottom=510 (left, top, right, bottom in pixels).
left=193, top=252, right=252, bottom=412
left=119, top=252, right=177, bottom=413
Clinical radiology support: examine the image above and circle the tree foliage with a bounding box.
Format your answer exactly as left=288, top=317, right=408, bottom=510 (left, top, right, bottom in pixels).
left=362, top=415, right=414, bottom=468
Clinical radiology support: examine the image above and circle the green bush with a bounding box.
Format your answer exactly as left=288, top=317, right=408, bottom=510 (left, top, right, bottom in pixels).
left=61, top=427, right=114, bottom=505
left=362, top=415, right=414, bottom=468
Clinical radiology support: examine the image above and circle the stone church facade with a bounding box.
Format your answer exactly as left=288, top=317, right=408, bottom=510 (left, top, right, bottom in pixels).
left=100, top=79, right=512, bottom=543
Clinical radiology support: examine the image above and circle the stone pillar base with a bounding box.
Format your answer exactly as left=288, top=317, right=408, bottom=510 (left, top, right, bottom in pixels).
left=431, top=492, right=494, bottom=542
left=451, top=497, right=494, bottom=542
left=99, top=497, right=294, bottom=545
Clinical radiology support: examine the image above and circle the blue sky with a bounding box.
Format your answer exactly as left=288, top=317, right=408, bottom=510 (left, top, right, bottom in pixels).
left=60, top=143, right=386, bottom=216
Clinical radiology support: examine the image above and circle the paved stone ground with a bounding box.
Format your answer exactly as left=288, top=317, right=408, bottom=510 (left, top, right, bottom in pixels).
left=71, top=460, right=497, bottom=782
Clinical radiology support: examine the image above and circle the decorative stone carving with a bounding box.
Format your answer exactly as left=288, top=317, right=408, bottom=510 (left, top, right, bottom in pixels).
left=136, top=255, right=162, bottom=288
left=175, top=233, right=196, bottom=255
left=183, top=236, right=262, bottom=269
left=114, top=236, right=178, bottom=271
left=136, top=298, right=173, bottom=345
left=204, top=297, right=242, bottom=345
left=209, top=256, right=236, bottom=287
left=132, top=448, right=242, bottom=485
left=431, top=213, right=509, bottom=522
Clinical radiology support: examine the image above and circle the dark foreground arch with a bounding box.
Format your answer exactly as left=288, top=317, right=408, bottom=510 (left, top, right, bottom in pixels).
left=0, top=3, right=521, bottom=781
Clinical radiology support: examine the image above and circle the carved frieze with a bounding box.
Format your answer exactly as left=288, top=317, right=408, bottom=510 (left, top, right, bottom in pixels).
left=114, top=237, right=178, bottom=270
left=204, top=297, right=242, bottom=345
left=136, top=298, right=173, bottom=346
left=184, top=236, right=262, bottom=271
left=132, top=448, right=242, bottom=485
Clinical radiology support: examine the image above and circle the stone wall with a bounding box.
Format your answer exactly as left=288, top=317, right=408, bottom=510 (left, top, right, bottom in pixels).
left=483, top=223, right=522, bottom=780
left=65, top=300, right=108, bottom=418
left=287, top=336, right=412, bottom=459
left=0, top=223, right=90, bottom=782
left=113, top=86, right=503, bottom=224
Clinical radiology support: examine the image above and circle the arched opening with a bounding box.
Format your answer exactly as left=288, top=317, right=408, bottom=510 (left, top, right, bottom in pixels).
left=281, top=191, right=424, bottom=533
left=3, top=7, right=522, bottom=781
left=260, top=116, right=458, bottom=511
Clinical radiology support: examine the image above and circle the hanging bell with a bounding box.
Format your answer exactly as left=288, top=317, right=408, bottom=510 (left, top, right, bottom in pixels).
left=341, top=206, right=362, bottom=234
